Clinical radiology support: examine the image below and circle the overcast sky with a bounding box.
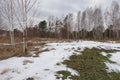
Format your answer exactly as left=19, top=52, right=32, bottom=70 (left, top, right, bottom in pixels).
left=35, top=0, right=120, bottom=22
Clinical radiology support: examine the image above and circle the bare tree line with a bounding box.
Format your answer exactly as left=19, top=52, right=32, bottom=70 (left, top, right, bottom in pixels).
left=0, top=1, right=120, bottom=51
left=7, top=1, right=119, bottom=41
left=38, top=1, right=120, bottom=40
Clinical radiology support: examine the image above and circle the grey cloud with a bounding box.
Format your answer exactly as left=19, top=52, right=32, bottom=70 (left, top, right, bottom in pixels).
left=34, top=0, right=120, bottom=22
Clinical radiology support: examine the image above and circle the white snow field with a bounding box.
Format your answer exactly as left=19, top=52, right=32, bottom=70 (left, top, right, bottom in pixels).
left=0, top=41, right=120, bottom=80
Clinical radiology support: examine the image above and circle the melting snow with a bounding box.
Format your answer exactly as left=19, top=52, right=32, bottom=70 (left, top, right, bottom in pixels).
left=106, top=52, right=120, bottom=72
left=0, top=41, right=120, bottom=80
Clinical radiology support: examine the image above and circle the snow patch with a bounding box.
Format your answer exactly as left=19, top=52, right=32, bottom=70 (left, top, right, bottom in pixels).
left=106, top=52, right=120, bottom=72
left=0, top=41, right=120, bottom=80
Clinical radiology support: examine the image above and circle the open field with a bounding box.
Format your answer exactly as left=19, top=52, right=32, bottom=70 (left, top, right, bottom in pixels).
left=0, top=41, right=120, bottom=80
left=1, top=0, right=120, bottom=79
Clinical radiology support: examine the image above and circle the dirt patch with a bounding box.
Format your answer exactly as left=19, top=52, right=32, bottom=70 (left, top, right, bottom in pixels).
left=0, top=68, right=11, bottom=75
left=26, top=77, right=34, bottom=80
left=23, top=60, right=34, bottom=65
left=33, top=48, right=50, bottom=57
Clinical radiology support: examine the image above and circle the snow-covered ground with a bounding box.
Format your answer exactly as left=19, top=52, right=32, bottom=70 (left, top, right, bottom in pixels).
left=0, top=41, right=120, bottom=80
left=106, top=52, right=120, bottom=72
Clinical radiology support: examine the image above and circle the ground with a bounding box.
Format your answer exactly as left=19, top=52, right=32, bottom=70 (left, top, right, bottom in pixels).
left=0, top=41, right=120, bottom=80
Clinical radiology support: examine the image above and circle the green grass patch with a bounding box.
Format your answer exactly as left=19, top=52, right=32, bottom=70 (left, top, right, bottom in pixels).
left=56, top=48, right=120, bottom=80
left=55, top=71, right=72, bottom=80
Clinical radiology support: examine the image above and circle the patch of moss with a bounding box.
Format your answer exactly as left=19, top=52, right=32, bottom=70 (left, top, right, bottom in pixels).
left=61, top=48, right=120, bottom=80
left=55, top=71, right=71, bottom=80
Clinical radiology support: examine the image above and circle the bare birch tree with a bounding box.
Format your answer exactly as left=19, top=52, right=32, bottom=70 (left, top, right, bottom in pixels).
left=77, top=11, right=81, bottom=39
left=0, top=12, right=2, bottom=29
left=63, top=13, right=73, bottom=39
left=15, top=0, right=38, bottom=54
left=81, top=11, right=87, bottom=39
left=0, top=0, right=15, bottom=48
left=110, top=1, right=120, bottom=39
left=86, top=7, right=94, bottom=31
left=93, top=7, right=104, bottom=40
left=47, top=16, right=56, bottom=38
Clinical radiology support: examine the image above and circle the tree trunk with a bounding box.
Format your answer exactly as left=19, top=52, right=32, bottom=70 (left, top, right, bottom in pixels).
left=10, top=31, right=15, bottom=48
left=23, top=30, right=27, bottom=55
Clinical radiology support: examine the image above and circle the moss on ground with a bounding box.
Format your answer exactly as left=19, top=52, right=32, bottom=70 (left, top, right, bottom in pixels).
left=55, top=70, right=72, bottom=80
left=56, top=48, right=120, bottom=80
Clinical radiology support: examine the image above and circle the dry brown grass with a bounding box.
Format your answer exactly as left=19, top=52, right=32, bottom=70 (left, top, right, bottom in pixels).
left=1, top=37, right=119, bottom=60
left=30, top=37, right=74, bottom=42
left=0, top=40, right=47, bottom=60
left=1, top=37, right=120, bottom=43
left=27, top=42, right=46, bottom=47
left=0, top=44, right=24, bottom=60
left=0, top=45, right=30, bottom=60
left=0, top=37, right=23, bottom=43
left=30, top=37, right=60, bottom=42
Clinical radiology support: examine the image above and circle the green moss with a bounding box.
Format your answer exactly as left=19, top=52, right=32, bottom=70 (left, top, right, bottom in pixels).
left=107, top=54, right=112, bottom=58
left=55, top=71, right=72, bottom=80
left=109, top=72, right=120, bottom=80
left=60, top=48, right=120, bottom=80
